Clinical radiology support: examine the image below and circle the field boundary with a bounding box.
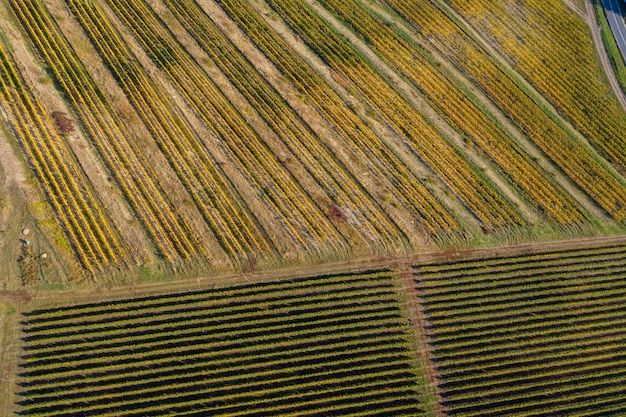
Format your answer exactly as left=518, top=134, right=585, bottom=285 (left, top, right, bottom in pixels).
left=1, top=234, right=624, bottom=311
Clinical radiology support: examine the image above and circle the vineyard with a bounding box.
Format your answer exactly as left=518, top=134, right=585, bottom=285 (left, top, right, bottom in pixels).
left=2, top=0, right=626, bottom=413
left=381, top=0, right=626, bottom=222
left=14, top=270, right=429, bottom=416
left=264, top=0, right=523, bottom=229
left=0, top=40, right=125, bottom=272
left=313, top=0, right=586, bottom=225
left=446, top=0, right=626, bottom=176
left=414, top=240, right=626, bottom=415
left=0, top=0, right=625, bottom=280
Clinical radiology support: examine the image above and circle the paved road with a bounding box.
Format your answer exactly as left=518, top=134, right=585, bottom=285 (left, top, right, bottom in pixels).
left=604, top=0, right=626, bottom=64
left=594, top=0, right=626, bottom=111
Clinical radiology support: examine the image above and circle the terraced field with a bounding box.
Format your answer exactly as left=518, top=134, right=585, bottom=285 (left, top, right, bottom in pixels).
left=414, top=241, right=626, bottom=416
left=15, top=270, right=429, bottom=416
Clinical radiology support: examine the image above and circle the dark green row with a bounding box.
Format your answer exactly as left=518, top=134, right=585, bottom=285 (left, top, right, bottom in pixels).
left=17, top=270, right=426, bottom=416
left=414, top=242, right=626, bottom=416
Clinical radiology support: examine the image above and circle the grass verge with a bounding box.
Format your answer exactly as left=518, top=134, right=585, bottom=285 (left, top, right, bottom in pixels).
left=594, top=0, right=626, bottom=92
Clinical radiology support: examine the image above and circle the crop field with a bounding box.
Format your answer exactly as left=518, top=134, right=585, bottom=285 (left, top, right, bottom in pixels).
left=0, top=0, right=625, bottom=283
left=14, top=270, right=429, bottom=416
left=381, top=0, right=626, bottom=223
left=2, top=0, right=626, bottom=414
left=414, top=241, right=626, bottom=415
left=446, top=0, right=626, bottom=176
left=0, top=40, right=125, bottom=272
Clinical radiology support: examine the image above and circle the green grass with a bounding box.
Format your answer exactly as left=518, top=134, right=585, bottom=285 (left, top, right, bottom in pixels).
left=594, top=0, right=626, bottom=93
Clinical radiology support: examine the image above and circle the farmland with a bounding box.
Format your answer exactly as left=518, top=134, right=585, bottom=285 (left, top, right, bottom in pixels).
left=0, top=0, right=626, bottom=282
left=14, top=270, right=429, bottom=416
left=414, top=239, right=626, bottom=415
left=1, top=0, right=626, bottom=415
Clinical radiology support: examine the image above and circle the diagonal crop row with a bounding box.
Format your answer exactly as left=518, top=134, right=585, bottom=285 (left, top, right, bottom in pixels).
left=0, top=38, right=125, bottom=270
left=9, top=0, right=201, bottom=262
left=264, top=0, right=522, bottom=228
left=214, top=0, right=461, bottom=236
left=104, top=0, right=407, bottom=252
left=66, top=0, right=347, bottom=258
left=66, top=0, right=274, bottom=261
left=315, top=0, right=587, bottom=225
left=447, top=0, right=626, bottom=176
left=383, top=0, right=626, bottom=221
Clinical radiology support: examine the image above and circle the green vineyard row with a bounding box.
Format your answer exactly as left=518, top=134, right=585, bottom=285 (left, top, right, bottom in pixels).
left=16, top=270, right=427, bottom=416
left=414, top=242, right=626, bottom=416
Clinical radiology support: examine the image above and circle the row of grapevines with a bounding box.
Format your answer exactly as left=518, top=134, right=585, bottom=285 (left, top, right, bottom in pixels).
left=22, top=269, right=393, bottom=322
left=448, top=0, right=626, bottom=175
left=414, top=243, right=626, bottom=416
left=10, top=0, right=201, bottom=262
left=69, top=0, right=348, bottom=258
left=418, top=242, right=626, bottom=276
left=212, top=0, right=460, bottom=236
left=383, top=0, right=626, bottom=222
left=22, top=285, right=394, bottom=342
left=65, top=0, right=275, bottom=262
left=264, top=0, right=522, bottom=229
left=17, top=270, right=426, bottom=416
left=315, top=0, right=586, bottom=226
left=121, top=0, right=406, bottom=252
left=0, top=39, right=123, bottom=271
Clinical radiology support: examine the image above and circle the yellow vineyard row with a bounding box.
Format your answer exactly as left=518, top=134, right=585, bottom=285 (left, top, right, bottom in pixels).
left=384, top=0, right=626, bottom=222
left=75, top=0, right=350, bottom=257
left=266, top=0, right=521, bottom=228
left=217, top=0, right=463, bottom=235
left=155, top=0, right=406, bottom=251
left=0, top=42, right=123, bottom=270
left=67, top=0, right=276, bottom=261
left=11, top=0, right=202, bottom=262
left=447, top=0, right=626, bottom=175
left=317, top=0, right=586, bottom=225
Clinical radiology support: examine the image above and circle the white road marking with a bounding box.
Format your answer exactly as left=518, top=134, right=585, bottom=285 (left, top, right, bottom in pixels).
left=605, top=0, right=626, bottom=64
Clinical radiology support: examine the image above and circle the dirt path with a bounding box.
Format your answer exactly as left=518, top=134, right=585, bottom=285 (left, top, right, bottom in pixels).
left=2, top=233, right=624, bottom=309
left=0, top=301, right=22, bottom=417
left=563, top=0, right=587, bottom=18
left=399, top=269, right=447, bottom=417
